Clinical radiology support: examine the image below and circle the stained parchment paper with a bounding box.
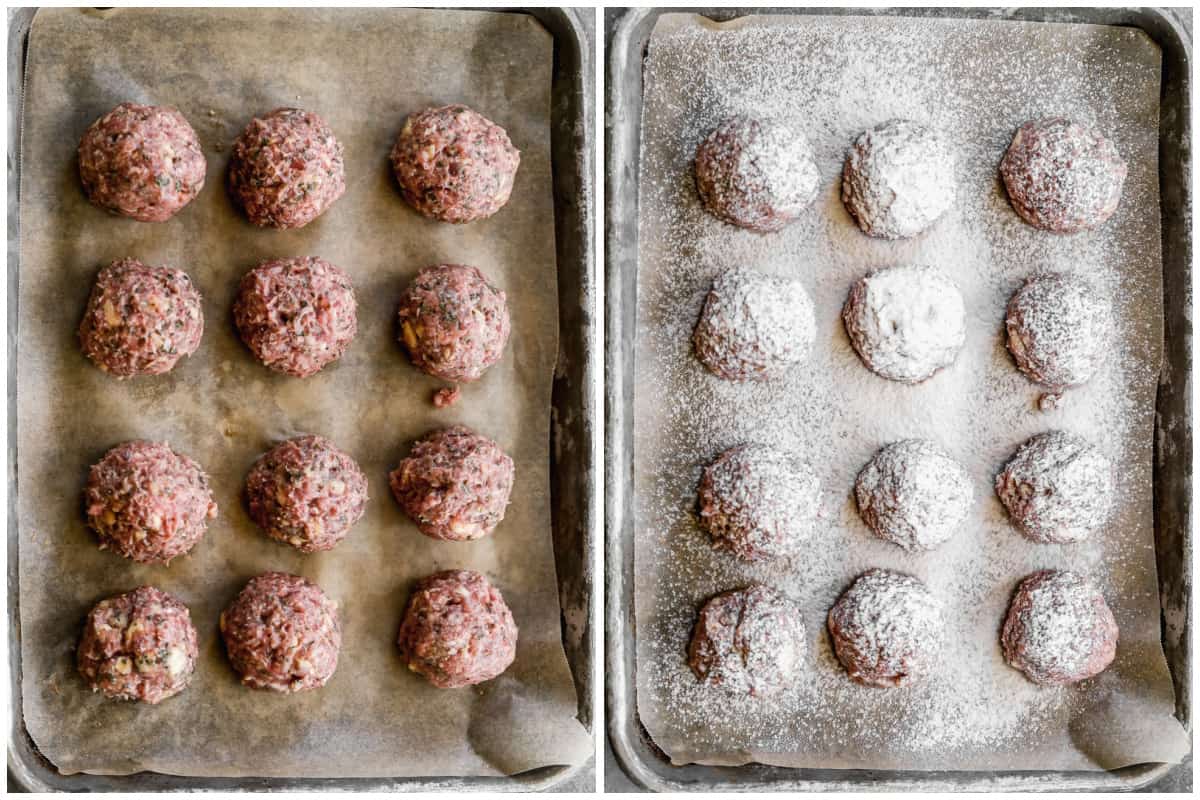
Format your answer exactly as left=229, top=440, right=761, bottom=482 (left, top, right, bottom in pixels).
left=634, top=13, right=1190, bottom=772
left=17, top=7, right=590, bottom=778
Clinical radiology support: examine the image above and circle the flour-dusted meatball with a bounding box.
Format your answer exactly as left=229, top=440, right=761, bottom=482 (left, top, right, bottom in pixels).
left=85, top=441, right=218, bottom=565
left=78, top=258, right=204, bottom=378
left=697, top=443, right=821, bottom=562
left=688, top=585, right=805, bottom=697
left=391, top=105, right=520, bottom=224
left=245, top=435, right=368, bottom=553
left=398, top=570, right=518, bottom=688
left=693, top=267, right=816, bottom=381
left=855, top=440, right=973, bottom=552
left=220, top=572, right=341, bottom=693
left=1000, top=118, right=1127, bottom=233
left=1002, top=570, right=1118, bottom=686
left=77, top=102, right=206, bottom=222
left=694, top=116, right=820, bottom=233
left=827, top=569, right=944, bottom=688
left=843, top=264, right=966, bottom=383
left=1005, top=273, right=1112, bottom=397
left=234, top=256, right=358, bottom=378
left=397, top=264, right=510, bottom=382
left=389, top=426, right=514, bottom=542
left=228, top=108, right=345, bottom=229
left=77, top=586, right=198, bottom=704
left=996, top=431, right=1114, bottom=545
left=842, top=119, right=957, bottom=239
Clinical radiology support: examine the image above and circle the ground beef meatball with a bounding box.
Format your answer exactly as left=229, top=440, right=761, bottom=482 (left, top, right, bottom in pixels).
left=85, top=441, right=218, bottom=565
left=687, top=585, right=805, bottom=697
left=220, top=572, right=341, bottom=693
left=694, top=116, right=820, bottom=233
left=389, top=426, right=514, bottom=542
left=397, top=264, right=510, bottom=382
left=693, top=267, right=816, bottom=381
left=1005, top=273, right=1112, bottom=398
left=697, top=443, right=821, bottom=562
left=398, top=570, right=518, bottom=688
left=1000, top=118, right=1126, bottom=233
left=391, top=105, right=520, bottom=224
left=244, top=435, right=368, bottom=553
left=827, top=569, right=944, bottom=688
left=77, top=102, right=206, bottom=222
left=233, top=256, right=358, bottom=378
left=1002, top=570, right=1118, bottom=686
left=77, top=586, right=198, bottom=704
left=228, top=108, right=345, bottom=229
left=842, top=119, right=957, bottom=239
left=996, top=431, right=1114, bottom=545
left=843, top=264, right=966, bottom=383
left=78, top=258, right=204, bottom=378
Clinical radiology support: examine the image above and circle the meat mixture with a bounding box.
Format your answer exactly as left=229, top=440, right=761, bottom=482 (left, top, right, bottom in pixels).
left=85, top=440, right=218, bottom=565
left=389, top=426, right=514, bottom=542
left=244, top=435, right=368, bottom=553
left=827, top=569, right=944, bottom=688
left=77, top=102, right=206, bottom=222
left=77, top=586, right=198, bottom=704
left=228, top=108, right=346, bottom=229
left=220, top=572, right=341, bottom=693
left=233, top=256, right=358, bottom=378
left=390, top=104, right=520, bottom=224
left=78, top=258, right=205, bottom=378
left=693, top=115, right=820, bottom=233
left=687, top=584, right=806, bottom=697
left=397, top=264, right=510, bottom=382
left=1005, top=272, right=1112, bottom=396
left=1002, top=570, right=1118, bottom=686
left=397, top=569, right=518, bottom=688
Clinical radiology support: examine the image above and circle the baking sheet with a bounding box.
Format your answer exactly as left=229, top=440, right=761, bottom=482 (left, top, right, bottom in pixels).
left=633, top=13, right=1190, bottom=772
left=17, top=7, right=590, bottom=778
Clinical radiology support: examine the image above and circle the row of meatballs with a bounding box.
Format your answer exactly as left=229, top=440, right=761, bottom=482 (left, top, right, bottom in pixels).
left=78, top=102, right=519, bottom=227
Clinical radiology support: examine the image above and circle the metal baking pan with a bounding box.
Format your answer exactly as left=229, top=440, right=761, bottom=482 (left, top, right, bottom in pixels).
left=6, top=6, right=595, bottom=792
left=605, top=6, right=1191, bottom=792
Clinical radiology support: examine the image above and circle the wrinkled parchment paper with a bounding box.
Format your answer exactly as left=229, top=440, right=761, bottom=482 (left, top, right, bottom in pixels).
left=18, top=7, right=590, bottom=778
left=634, top=13, right=1190, bottom=771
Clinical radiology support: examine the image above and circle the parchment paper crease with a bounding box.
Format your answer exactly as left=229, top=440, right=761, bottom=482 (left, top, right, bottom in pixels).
left=18, top=7, right=590, bottom=778
left=633, top=13, right=1189, bottom=772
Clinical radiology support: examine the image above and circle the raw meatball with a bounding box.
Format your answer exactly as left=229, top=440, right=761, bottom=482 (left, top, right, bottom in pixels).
left=697, top=443, right=821, bottom=562
left=995, top=431, right=1114, bottom=545
left=693, top=267, right=816, bottom=381
left=694, top=115, right=820, bottom=233
left=220, top=572, right=341, bottom=693
left=78, top=258, right=204, bottom=378
left=827, top=569, right=944, bottom=688
left=244, top=435, right=368, bottom=553
left=1005, top=273, right=1112, bottom=393
left=85, top=441, right=217, bottom=565
left=687, top=584, right=805, bottom=697
left=1000, top=117, right=1127, bottom=233
left=228, top=108, right=345, bottom=229
left=398, top=569, right=518, bottom=688
left=842, top=119, right=957, bottom=239
left=1002, top=570, right=1118, bottom=686
left=391, top=104, right=520, bottom=224
left=855, top=440, right=973, bottom=552
left=397, top=264, right=510, bottom=382
left=77, top=102, right=206, bottom=222
left=389, top=426, right=514, bottom=542
left=77, top=586, right=198, bottom=704
left=234, top=256, right=358, bottom=378
left=842, top=264, right=966, bottom=383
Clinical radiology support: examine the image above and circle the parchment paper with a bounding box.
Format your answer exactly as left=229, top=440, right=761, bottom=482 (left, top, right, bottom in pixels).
left=634, top=13, right=1190, bottom=771
left=17, top=7, right=590, bottom=778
